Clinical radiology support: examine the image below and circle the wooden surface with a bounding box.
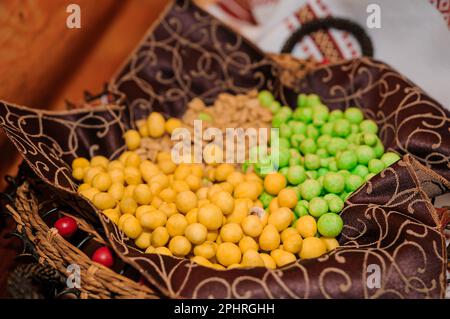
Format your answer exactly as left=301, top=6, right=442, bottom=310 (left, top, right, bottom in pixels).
left=0, top=0, right=169, bottom=190
left=0, top=0, right=169, bottom=298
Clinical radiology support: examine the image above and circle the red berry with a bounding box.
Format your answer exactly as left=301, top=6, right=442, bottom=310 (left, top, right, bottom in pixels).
left=54, top=216, right=78, bottom=238
left=92, top=246, right=114, bottom=268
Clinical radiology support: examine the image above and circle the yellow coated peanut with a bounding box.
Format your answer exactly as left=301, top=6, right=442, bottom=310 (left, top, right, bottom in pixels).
left=175, top=191, right=198, bottom=214
left=92, top=192, right=116, bottom=210
left=166, top=214, right=188, bottom=237
left=118, top=214, right=134, bottom=229
left=154, top=246, right=172, bottom=256
left=151, top=226, right=170, bottom=247
left=165, top=117, right=182, bottom=134
left=159, top=188, right=176, bottom=203
left=238, top=236, right=259, bottom=253
left=125, top=152, right=141, bottom=168
left=174, top=164, right=191, bottom=180
left=149, top=182, right=164, bottom=196
left=147, top=112, right=166, bottom=138
left=193, top=241, right=216, bottom=259
left=321, top=237, right=340, bottom=252
left=214, top=164, right=234, bottom=181
left=206, top=230, right=219, bottom=242
left=156, top=151, right=172, bottom=163
left=185, top=208, right=198, bottom=224
left=138, top=122, right=149, bottom=137
left=172, top=180, right=190, bottom=193
left=118, top=151, right=132, bottom=164
left=79, top=188, right=100, bottom=202
left=191, top=256, right=212, bottom=267
left=211, top=191, right=234, bottom=215
left=124, top=130, right=141, bottom=151
left=133, top=184, right=153, bottom=205
left=78, top=183, right=91, bottom=192
left=140, top=161, right=160, bottom=182
left=205, top=166, right=215, bottom=181
left=277, top=188, right=298, bottom=208
left=234, top=181, right=261, bottom=200
left=271, top=249, right=296, bottom=267
left=260, top=253, right=276, bottom=269
left=140, top=210, right=167, bottom=230
left=197, top=204, right=223, bottom=230
left=226, top=171, right=245, bottom=187
left=244, top=172, right=263, bottom=184
left=227, top=199, right=250, bottom=224
left=241, top=215, right=263, bottom=237
left=281, top=227, right=299, bottom=243
left=264, top=172, right=286, bottom=195
left=151, top=196, right=163, bottom=208
left=207, top=184, right=222, bottom=200
left=268, top=197, right=279, bottom=213
left=151, top=173, right=169, bottom=189
left=135, top=205, right=155, bottom=220
left=108, top=183, right=125, bottom=202
left=185, top=223, right=208, bottom=245
left=90, top=156, right=109, bottom=169
left=122, top=216, right=142, bottom=239
left=135, top=232, right=152, bottom=249
left=84, top=167, right=104, bottom=184
left=216, top=242, right=241, bottom=267
left=295, top=215, right=317, bottom=238
left=299, top=237, right=327, bottom=259
left=268, top=207, right=293, bottom=232
left=108, top=168, right=125, bottom=185
left=185, top=174, right=202, bottom=192
left=197, top=199, right=210, bottom=208
left=108, top=160, right=124, bottom=170
left=259, top=225, right=280, bottom=251
left=92, top=172, right=112, bottom=192
left=119, top=197, right=138, bottom=215
left=219, top=223, right=243, bottom=243
left=102, top=208, right=120, bottom=224
left=196, top=187, right=208, bottom=200
left=165, top=118, right=182, bottom=134
left=253, top=200, right=263, bottom=208
left=159, top=160, right=176, bottom=175
left=72, top=157, right=90, bottom=170
left=159, top=202, right=177, bottom=218
left=124, top=167, right=142, bottom=185
left=211, top=263, right=226, bottom=270
left=219, top=182, right=233, bottom=194
left=123, top=185, right=136, bottom=199
left=190, top=164, right=203, bottom=178
left=241, top=249, right=265, bottom=267
left=168, top=236, right=192, bottom=257
left=282, top=234, right=303, bottom=254
left=72, top=168, right=85, bottom=181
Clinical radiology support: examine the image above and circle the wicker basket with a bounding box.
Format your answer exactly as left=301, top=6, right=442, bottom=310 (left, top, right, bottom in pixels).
left=6, top=182, right=157, bottom=299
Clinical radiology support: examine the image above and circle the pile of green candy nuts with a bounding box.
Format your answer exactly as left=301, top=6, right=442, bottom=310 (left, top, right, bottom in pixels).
left=248, top=90, right=401, bottom=239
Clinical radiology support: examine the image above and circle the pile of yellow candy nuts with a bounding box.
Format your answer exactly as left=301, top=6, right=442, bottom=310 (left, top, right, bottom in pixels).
left=71, top=112, right=339, bottom=270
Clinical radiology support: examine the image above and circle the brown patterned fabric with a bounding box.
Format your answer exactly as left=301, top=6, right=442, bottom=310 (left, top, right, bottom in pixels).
left=0, top=0, right=449, bottom=298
